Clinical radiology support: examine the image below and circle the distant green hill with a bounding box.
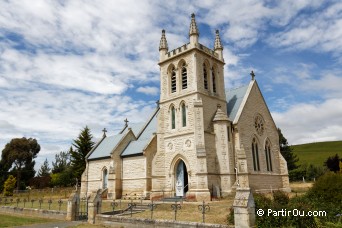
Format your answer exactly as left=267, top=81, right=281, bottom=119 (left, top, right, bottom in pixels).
left=292, top=141, right=342, bottom=167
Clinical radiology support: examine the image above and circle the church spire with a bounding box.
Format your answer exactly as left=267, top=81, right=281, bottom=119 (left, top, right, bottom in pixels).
left=214, top=30, right=223, bottom=50
left=159, top=29, right=168, bottom=51
left=214, top=30, right=224, bottom=61
left=189, top=13, right=199, bottom=36
left=159, top=29, right=168, bottom=61
left=189, top=13, right=199, bottom=47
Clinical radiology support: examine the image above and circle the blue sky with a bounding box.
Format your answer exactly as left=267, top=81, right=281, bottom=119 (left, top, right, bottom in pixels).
left=1, top=0, right=342, bottom=170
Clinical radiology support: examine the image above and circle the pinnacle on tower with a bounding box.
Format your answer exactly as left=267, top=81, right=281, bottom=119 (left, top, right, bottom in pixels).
left=159, top=29, right=168, bottom=51
left=189, top=13, right=199, bottom=36
left=214, top=29, right=224, bottom=61
left=214, top=30, right=223, bottom=50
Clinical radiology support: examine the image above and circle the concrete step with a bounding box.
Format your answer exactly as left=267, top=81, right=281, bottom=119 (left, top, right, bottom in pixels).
left=162, top=197, right=185, bottom=202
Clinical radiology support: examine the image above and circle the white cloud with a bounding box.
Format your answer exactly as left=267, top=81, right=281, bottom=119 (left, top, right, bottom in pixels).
left=268, top=2, right=342, bottom=56
left=273, top=98, right=342, bottom=145
left=0, top=0, right=341, bottom=171
left=137, top=86, right=159, bottom=95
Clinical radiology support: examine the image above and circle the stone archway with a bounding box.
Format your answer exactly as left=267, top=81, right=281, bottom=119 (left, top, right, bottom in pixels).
left=175, top=160, right=188, bottom=197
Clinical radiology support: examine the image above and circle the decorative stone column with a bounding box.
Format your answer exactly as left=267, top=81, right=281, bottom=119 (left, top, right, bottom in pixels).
left=87, top=189, right=102, bottom=224
left=233, top=148, right=255, bottom=227
left=66, top=192, right=79, bottom=221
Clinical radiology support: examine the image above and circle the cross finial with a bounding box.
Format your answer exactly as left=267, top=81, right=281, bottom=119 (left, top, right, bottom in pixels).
left=156, top=100, right=160, bottom=107
left=250, top=70, right=255, bottom=80
left=102, top=128, right=107, bottom=138
left=124, top=118, right=129, bottom=126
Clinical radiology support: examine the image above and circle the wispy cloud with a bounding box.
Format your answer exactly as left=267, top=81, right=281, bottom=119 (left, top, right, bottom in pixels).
left=0, top=0, right=341, bottom=170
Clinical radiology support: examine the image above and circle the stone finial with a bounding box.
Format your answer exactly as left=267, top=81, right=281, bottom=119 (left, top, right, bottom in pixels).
left=189, top=13, right=199, bottom=36
left=213, top=104, right=230, bottom=122
left=250, top=70, right=255, bottom=80
left=159, top=29, right=168, bottom=51
left=102, top=128, right=107, bottom=138
left=214, top=30, right=223, bottom=50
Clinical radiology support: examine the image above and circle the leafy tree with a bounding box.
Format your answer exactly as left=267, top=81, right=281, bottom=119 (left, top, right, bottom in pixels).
left=52, top=151, right=70, bottom=174
left=50, top=167, right=74, bottom=187
left=1, top=138, right=40, bottom=190
left=324, top=154, right=341, bottom=172
left=70, top=126, right=94, bottom=180
left=3, top=175, right=16, bottom=196
left=277, top=128, right=299, bottom=171
left=37, top=158, right=51, bottom=177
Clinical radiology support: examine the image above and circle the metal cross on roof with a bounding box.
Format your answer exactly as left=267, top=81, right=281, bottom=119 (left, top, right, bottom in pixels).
left=250, top=70, right=255, bottom=80
left=102, top=128, right=107, bottom=137
left=124, top=118, right=129, bottom=126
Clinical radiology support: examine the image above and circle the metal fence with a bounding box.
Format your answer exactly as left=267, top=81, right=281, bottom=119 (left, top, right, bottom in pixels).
left=0, top=197, right=66, bottom=211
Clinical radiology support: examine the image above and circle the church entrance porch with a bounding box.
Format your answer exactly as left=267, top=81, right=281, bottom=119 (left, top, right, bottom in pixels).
left=175, top=160, right=188, bottom=197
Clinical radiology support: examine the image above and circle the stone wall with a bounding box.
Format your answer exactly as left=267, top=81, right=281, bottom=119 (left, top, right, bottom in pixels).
left=0, top=206, right=66, bottom=220
left=236, top=80, right=290, bottom=191
left=96, top=214, right=231, bottom=228
left=84, top=158, right=111, bottom=194
left=122, top=156, right=147, bottom=195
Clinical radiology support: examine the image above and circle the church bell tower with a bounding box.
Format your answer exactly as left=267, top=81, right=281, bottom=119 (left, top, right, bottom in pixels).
left=152, top=14, right=230, bottom=201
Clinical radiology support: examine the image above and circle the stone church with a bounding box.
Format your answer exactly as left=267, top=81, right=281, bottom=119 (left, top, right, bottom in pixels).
left=81, top=14, right=290, bottom=201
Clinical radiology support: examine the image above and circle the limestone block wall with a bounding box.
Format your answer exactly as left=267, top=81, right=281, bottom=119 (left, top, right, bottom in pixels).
left=86, top=159, right=111, bottom=194
left=236, top=81, right=289, bottom=190
left=248, top=174, right=284, bottom=191
left=122, top=156, right=147, bottom=194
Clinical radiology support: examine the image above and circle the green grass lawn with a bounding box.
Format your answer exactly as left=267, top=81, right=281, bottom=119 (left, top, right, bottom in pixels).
left=292, top=141, right=342, bottom=167
left=0, top=213, right=56, bottom=227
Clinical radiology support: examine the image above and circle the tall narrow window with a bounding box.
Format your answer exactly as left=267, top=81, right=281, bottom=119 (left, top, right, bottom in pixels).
left=171, top=67, right=176, bottom=93
left=182, top=103, right=186, bottom=127
left=203, top=64, right=208, bottom=90
left=265, top=140, right=273, bottom=171
left=181, top=63, right=187, bottom=89
left=171, top=106, right=175, bottom=129
left=212, top=68, right=216, bottom=93
left=252, top=138, right=260, bottom=171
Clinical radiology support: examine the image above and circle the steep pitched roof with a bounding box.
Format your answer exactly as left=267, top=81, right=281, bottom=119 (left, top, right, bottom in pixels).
left=86, top=108, right=159, bottom=161
left=87, top=134, right=124, bottom=160
left=226, top=83, right=250, bottom=123
left=121, top=109, right=158, bottom=157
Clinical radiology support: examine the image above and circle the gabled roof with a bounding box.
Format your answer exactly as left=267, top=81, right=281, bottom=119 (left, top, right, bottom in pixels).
left=87, top=134, right=124, bottom=160
left=226, top=83, right=250, bottom=123
left=121, top=109, right=158, bottom=157
left=86, top=108, right=159, bottom=161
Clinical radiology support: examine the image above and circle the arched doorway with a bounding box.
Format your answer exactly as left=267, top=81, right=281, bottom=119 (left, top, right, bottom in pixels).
left=175, top=160, right=188, bottom=197
left=103, top=168, right=108, bottom=189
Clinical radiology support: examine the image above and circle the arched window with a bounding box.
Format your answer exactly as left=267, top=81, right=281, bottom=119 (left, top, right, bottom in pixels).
left=252, top=138, right=260, bottom=171
left=181, top=103, right=186, bottom=127
left=203, top=63, right=208, bottom=90
left=103, top=168, right=108, bottom=189
left=171, top=67, right=176, bottom=93
left=212, top=67, right=216, bottom=93
left=171, top=106, right=176, bottom=129
left=265, top=140, right=273, bottom=171
left=181, top=63, right=187, bottom=89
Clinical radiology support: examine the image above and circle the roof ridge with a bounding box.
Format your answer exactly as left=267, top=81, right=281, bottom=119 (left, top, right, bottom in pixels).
left=226, top=83, right=249, bottom=91
left=135, top=107, right=159, bottom=139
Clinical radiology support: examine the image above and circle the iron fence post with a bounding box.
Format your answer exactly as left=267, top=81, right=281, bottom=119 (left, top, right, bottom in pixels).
left=128, top=199, right=136, bottom=217
left=148, top=200, right=157, bottom=220
left=171, top=201, right=181, bottom=221
left=198, top=200, right=210, bottom=223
